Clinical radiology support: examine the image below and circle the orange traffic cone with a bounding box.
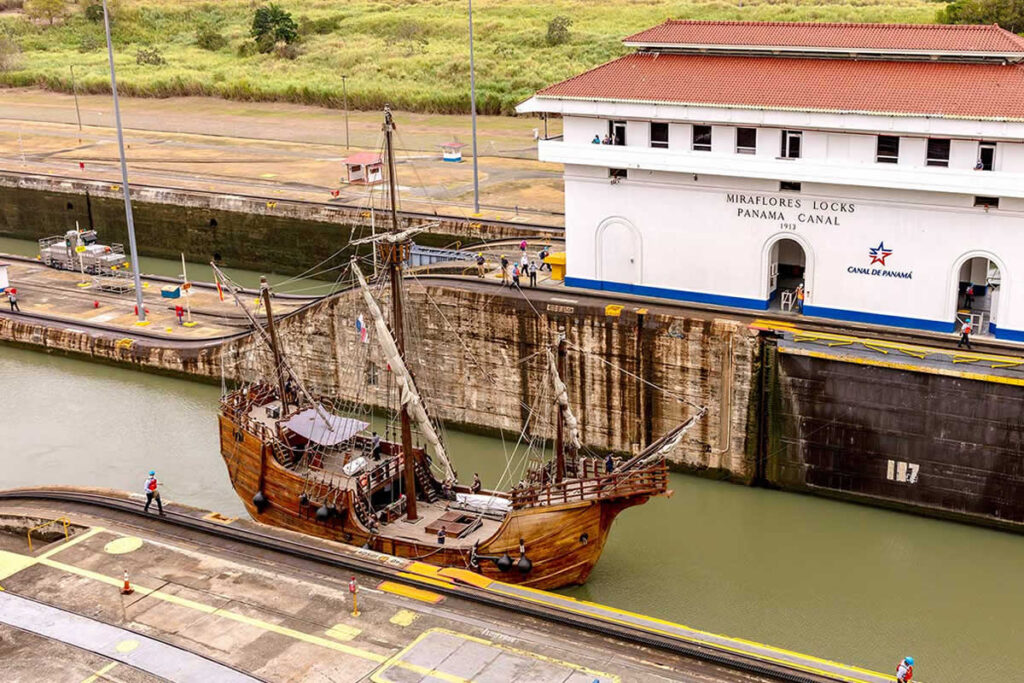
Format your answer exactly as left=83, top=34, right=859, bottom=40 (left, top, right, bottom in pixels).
left=120, top=570, right=134, bottom=595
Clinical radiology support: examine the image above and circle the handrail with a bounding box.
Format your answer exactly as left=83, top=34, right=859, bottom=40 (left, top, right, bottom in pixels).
left=27, top=516, right=71, bottom=552
left=510, top=463, right=668, bottom=510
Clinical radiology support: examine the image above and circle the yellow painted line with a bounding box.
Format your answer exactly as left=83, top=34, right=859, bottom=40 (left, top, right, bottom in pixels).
left=896, top=348, right=927, bottom=359
left=437, top=567, right=492, bottom=588
left=81, top=661, right=118, bottom=683
left=371, top=628, right=618, bottom=683
left=378, top=580, right=444, bottom=604
left=780, top=346, right=1024, bottom=388
left=0, top=550, right=37, bottom=582
left=396, top=572, right=452, bottom=590
left=38, top=526, right=106, bottom=560
left=861, top=343, right=890, bottom=355
left=490, top=587, right=884, bottom=683
left=404, top=561, right=450, bottom=580
left=38, top=557, right=387, bottom=663
left=952, top=356, right=979, bottom=364
left=325, top=623, right=361, bottom=642
left=827, top=340, right=854, bottom=347
left=389, top=609, right=417, bottom=627
left=990, top=360, right=1024, bottom=369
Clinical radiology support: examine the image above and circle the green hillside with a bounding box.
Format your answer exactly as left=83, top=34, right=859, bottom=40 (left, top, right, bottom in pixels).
left=0, top=0, right=946, bottom=114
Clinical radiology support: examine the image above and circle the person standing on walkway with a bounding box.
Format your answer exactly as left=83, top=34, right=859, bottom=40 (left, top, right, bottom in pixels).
left=144, top=470, right=164, bottom=515
left=895, top=656, right=914, bottom=682
left=500, top=255, right=509, bottom=286
left=964, top=283, right=975, bottom=309
left=528, top=260, right=538, bottom=288
left=957, top=317, right=973, bottom=349
left=476, top=253, right=486, bottom=278
left=511, top=264, right=521, bottom=288
left=519, top=239, right=528, bottom=253
left=7, top=289, right=19, bottom=312
left=795, top=283, right=805, bottom=313
left=520, top=251, right=529, bottom=270
left=538, top=246, right=550, bottom=271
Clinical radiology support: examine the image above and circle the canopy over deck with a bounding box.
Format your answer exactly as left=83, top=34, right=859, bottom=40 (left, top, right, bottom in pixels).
left=283, top=408, right=369, bottom=446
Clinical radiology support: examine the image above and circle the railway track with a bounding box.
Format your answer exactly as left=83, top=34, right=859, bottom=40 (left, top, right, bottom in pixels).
left=0, top=488, right=885, bottom=683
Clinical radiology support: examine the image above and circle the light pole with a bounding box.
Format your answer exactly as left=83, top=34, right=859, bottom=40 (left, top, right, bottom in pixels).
left=103, top=0, right=145, bottom=323
left=467, top=0, right=480, bottom=215
left=342, top=75, right=349, bottom=149
left=69, top=65, right=83, bottom=133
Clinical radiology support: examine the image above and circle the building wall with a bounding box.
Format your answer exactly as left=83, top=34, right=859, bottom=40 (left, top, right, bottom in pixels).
left=562, top=167, right=1024, bottom=337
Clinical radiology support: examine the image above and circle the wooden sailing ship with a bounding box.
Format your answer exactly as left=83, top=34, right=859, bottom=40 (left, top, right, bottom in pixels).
left=217, top=107, right=703, bottom=590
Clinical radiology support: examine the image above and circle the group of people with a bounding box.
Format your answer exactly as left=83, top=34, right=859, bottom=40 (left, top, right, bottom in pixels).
left=497, top=240, right=551, bottom=289
left=591, top=135, right=616, bottom=145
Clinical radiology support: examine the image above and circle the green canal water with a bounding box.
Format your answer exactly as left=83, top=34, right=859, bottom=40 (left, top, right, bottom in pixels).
left=2, top=239, right=1023, bottom=682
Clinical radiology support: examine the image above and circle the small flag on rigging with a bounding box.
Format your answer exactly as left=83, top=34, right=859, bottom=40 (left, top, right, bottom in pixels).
left=355, top=314, right=368, bottom=343
left=213, top=272, right=224, bottom=302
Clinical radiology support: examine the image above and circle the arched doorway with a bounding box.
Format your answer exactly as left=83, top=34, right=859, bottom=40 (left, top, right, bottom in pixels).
left=596, top=217, right=642, bottom=285
left=767, top=237, right=808, bottom=313
left=953, top=253, right=1003, bottom=335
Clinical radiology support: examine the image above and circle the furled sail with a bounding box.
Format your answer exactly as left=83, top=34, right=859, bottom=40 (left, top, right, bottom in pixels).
left=352, top=261, right=457, bottom=481
left=546, top=347, right=582, bottom=450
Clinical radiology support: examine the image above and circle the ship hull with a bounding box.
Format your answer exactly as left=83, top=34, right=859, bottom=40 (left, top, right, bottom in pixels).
left=220, top=415, right=648, bottom=590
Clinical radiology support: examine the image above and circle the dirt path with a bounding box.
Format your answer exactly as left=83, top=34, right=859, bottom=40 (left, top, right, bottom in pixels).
left=0, top=88, right=565, bottom=225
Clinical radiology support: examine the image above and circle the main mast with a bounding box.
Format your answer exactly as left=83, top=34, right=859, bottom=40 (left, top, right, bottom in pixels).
left=382, top=105, right=419, bottom=522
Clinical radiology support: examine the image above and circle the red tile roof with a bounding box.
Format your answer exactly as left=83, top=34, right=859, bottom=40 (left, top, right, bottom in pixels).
left=343, top=152, right=382, bottom=165
left=536, top=54, right=1024, bottom=120
left=624, top=20, right=1024, bottom=53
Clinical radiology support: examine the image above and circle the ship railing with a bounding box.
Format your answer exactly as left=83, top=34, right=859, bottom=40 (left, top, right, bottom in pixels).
left=509, top=462, right=669, bottom=510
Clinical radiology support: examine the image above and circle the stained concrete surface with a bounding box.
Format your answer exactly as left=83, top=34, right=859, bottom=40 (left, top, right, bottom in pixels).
left=0, top=504, right=777, bottom=683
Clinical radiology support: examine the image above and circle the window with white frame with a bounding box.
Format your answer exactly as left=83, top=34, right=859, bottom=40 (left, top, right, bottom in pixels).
left=926, top=138, right=950, bottom=167
left=876, top=136, right=900, bottom=164
left=650, top=122, right=669, bottom=149
left=780, top=130, right=802, bottom=159
left=692, top=125, right=712, bottom=152
left=736, top=128, right=757, bottom=154
left=978, top=142, right=996, bottom=171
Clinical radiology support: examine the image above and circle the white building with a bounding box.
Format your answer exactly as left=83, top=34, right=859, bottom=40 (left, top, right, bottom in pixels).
left=518, top=21, right=1024, bottom=341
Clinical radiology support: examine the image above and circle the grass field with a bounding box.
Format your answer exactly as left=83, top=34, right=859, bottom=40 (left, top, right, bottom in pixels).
left=0, top=0, right=947, bottom=115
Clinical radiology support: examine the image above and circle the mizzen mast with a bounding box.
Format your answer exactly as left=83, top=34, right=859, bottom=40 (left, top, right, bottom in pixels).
left=382, top=105, right=419, bottom=522
left=260, top=276, right=290, bottom=416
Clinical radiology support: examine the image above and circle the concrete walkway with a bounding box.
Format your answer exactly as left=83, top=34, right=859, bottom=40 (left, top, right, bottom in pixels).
left=0, top=591, right=257, bottom=682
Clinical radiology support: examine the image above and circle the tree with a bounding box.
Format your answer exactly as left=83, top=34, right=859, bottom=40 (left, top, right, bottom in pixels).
left=25, top=0, right=65, bottom=25
left=939, top=0, right=1024, bottom=33
left=546, top=16, right=572, bottom=46
left=251, top=4, right=298, bottom=51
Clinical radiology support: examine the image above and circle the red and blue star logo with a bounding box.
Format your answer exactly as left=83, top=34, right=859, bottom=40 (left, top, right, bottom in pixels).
left=869, top=241, right=893, bottom=266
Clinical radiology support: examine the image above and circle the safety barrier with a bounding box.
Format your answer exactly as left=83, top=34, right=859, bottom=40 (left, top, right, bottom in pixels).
left=26, top=516, right=70, bottom=552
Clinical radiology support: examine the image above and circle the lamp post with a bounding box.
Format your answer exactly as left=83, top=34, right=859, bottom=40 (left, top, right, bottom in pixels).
left=70, top=65, right=83, bottom=133
left=342, top=75, right=349, bottom=149
left=103, top=0, right=145, bottom=323
left=467, top=0, right=480, bottom=215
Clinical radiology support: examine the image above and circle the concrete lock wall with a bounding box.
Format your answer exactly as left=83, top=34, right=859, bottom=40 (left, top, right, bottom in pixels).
left=0, top=174, right=554, bottom=276
left=764, top=343, right=1024, bottom=527
left=243, top=284, right=760, bottom=478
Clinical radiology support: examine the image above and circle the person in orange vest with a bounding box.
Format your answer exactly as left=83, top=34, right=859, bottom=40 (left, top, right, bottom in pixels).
left=795, top=283, right=805, bottom=313
left=957, top=316, right=973, bottom=349
left=144, top=470, right=164, bottom=515
left=895, top=656, right=914, bottom=682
